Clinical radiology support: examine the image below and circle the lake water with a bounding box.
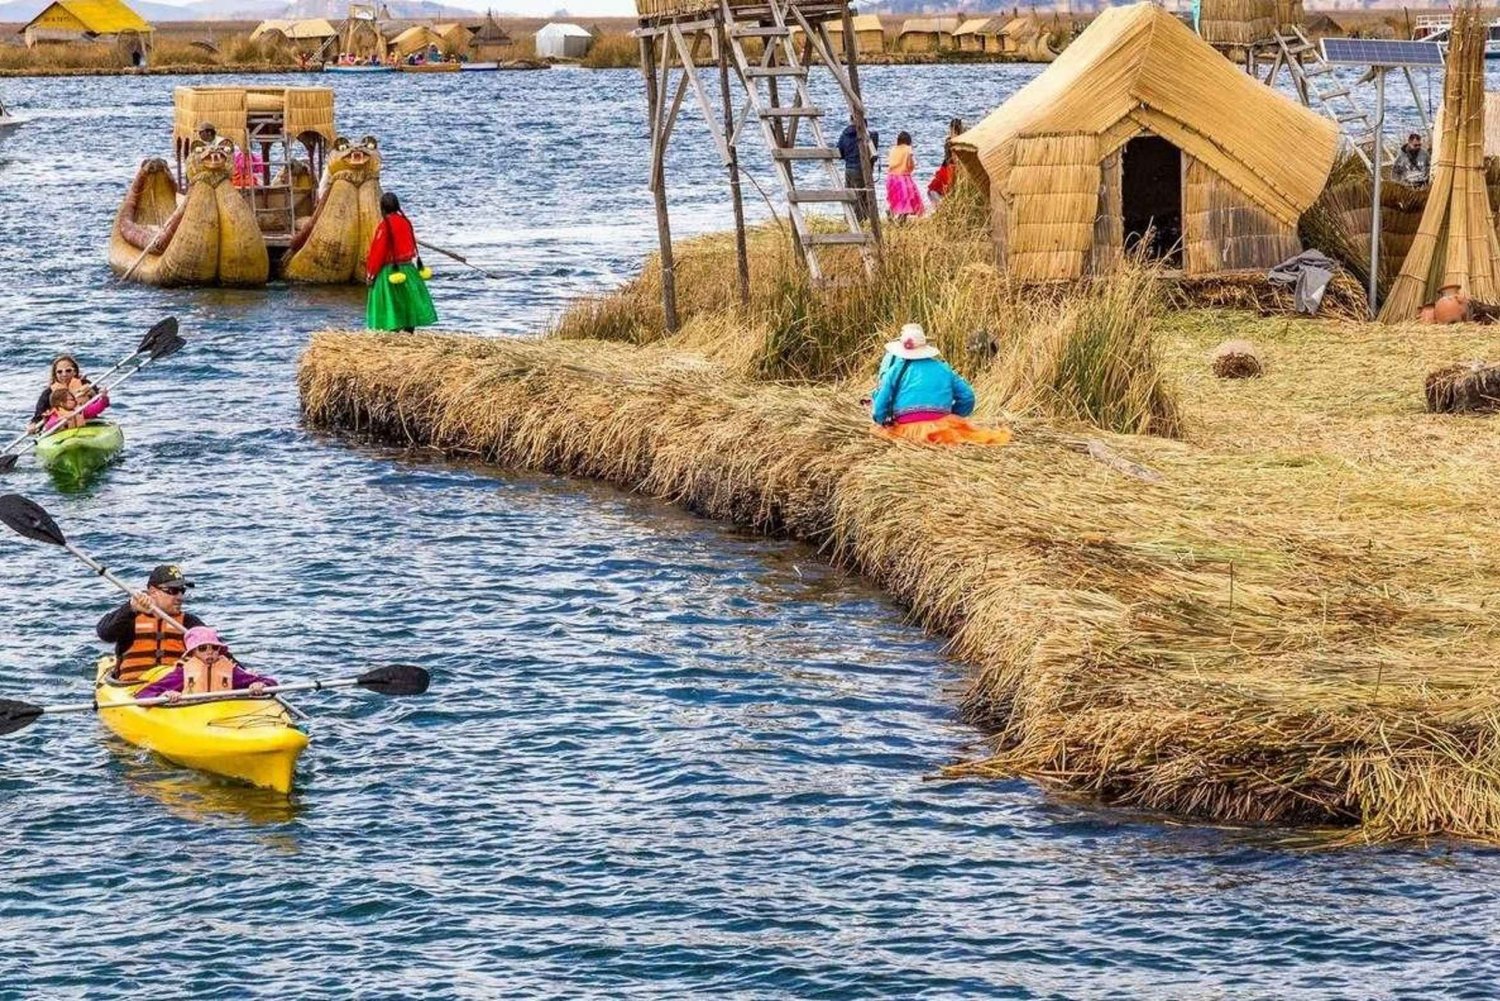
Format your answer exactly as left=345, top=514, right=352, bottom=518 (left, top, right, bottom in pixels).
left=0, top=65, right=1495, bottom=999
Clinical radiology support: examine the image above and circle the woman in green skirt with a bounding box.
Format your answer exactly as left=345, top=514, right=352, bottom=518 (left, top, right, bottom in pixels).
left=365, top=191, right=438, bottom=333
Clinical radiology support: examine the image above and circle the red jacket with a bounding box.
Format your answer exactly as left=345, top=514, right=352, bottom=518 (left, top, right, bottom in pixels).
left=928, top=163, right=954, bottom=198
left=366, top=212, right=418, bottom=279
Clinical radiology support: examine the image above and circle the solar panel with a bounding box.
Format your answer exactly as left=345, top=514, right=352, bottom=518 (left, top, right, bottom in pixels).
left=1321, top=37, right=1445, bottom=67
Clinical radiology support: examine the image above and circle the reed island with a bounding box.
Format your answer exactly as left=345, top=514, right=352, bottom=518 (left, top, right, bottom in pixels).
left=301, top=2, right=1500, bottom=843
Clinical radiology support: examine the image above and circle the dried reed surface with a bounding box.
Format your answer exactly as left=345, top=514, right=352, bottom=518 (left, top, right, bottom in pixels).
left=302, top=306, right=1500, bottom=842
left=1210, top=338, right=1262, bottom=378
left=1426, top=360, right=1500, bottom=413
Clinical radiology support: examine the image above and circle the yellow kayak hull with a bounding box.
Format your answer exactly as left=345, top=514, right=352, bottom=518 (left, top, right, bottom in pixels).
left=94, top=657, right=308, bottom=794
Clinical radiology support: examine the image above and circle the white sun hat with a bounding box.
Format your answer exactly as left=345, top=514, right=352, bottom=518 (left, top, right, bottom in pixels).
left=885, top=323, right=941, bottom=360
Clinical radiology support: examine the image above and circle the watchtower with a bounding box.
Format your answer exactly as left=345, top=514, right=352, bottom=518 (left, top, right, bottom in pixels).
left=635, top=0, right=882, bottom=332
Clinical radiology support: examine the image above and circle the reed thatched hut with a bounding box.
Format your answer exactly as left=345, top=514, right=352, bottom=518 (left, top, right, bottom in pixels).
left=1198, top=0, right=1276, bottom=48
left=954, top=17, right=1005, bottom=52
left=998, top=15, right=1039, bottom=53
left=897, top=17, right=958, bottom=52
left=828, top=14, right=886, bottom=54
left=950, top=2, right=1339, bottom=281
left=1274, top=0, right=1304, bottom=32
left=469, top=12, right=512, bottom=61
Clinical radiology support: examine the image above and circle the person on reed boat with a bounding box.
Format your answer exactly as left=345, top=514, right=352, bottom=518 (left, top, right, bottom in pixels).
left=38, top=386, right=109, bottom=433
left=365, top=191, right=438, bottom=334
left=196, top=121, right=217, bottom=144
left=838, top=117, right=879, bottom=225
left=134, top=627, right=274, bottom=704
left=96, top=564, right=206, bottom=684
left=28, top=354, right=95, bottom=430
left=1393, top=133, right=1430, bottom=186
left=869, top=324, right=1010, bottom=446
left=886, top=132, right=923, bottom=221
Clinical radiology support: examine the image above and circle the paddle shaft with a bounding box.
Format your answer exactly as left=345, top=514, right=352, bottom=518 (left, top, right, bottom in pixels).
left=415, top=240, right=501, bottom=279
left=116, top=239, right=161, bottom=286
left=42, top=675, right=369, bottom=715
left=60, top=540, right=311, bottom=721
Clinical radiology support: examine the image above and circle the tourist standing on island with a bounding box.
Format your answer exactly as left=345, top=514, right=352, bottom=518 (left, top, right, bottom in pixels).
left=838, top=117, right=879, bottom=225
left=365, top=192, right=438, bottom=334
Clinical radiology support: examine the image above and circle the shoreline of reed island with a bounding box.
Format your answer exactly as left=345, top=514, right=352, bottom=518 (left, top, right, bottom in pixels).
left=299, top=211, right=1500, bottom=845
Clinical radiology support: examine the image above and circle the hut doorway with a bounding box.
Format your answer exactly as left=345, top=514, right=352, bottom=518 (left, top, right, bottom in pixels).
left=1121, top=135, right=1182, bottom=266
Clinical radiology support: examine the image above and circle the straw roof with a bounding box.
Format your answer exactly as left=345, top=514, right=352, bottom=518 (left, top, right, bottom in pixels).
left=899, top=16, right=960, bottom=35
left=22, top=0, right=149, bottom=34
left=471, top=11, right=511, bottom=42
left=951, top=2, right=1339, bottom=227
left=1001, top=15, right=1039, bottom=38
left=172, top=86, right=336, bottom=150
left=955, top=17, right=1005, bottom=37
left=830, top=13, right=883, bottom=34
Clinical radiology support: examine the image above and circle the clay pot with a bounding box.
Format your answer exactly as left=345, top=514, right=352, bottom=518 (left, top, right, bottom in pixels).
left=1419, top=303, right=1437, bottom=324
left=1433, top=285, right=1469, bottom=324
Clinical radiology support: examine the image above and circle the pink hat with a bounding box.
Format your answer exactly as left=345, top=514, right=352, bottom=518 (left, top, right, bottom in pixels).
left=183, top=626, right=228, bottom=654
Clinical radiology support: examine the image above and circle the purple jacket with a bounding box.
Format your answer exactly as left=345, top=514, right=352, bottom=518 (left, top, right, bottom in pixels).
left=135, top=662, right=276, bottom=701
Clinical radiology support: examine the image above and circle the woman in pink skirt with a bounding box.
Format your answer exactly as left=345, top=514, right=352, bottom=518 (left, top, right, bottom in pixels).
left=885, top=131, right=924, bottom=221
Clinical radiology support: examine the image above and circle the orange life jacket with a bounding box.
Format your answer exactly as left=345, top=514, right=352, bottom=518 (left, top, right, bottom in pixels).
left=179, top=653, right=235, bottom=694
left=118, top=613, right=186, bottom=683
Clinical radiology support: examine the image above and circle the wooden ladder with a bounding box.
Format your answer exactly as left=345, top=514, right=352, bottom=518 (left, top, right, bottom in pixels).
left=722, top=0, right=877, bottom=280
left=1267, top=27, right=1377, bottom=169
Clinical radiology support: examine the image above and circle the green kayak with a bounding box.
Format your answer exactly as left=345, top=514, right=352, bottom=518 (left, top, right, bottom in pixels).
left=35, top=420, right=124, bottom=479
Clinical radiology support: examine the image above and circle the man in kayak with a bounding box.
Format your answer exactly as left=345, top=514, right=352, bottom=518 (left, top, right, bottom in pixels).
left=96, top=565, right=205, bottom=684
left=134, top=627, right=274, bottom=704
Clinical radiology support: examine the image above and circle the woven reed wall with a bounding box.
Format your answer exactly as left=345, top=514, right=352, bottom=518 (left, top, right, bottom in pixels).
left=635, top=0, right=766, bottom=17
left=1006, top=133, right=1099, bottom=280
left=1183, top=155, right=1300, bottom=274
left=174, top=87, right=248, bottom=150
left=283, top=87, right=336, bottom=145
left=1199, top=0, right=1275, bottom=46
left=1087, top=149, right=1123, bottom=274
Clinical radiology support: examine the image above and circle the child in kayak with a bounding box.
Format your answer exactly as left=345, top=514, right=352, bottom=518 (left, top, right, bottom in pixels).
left=135, top=627, right=275, bottom=704
left=38, top=386, right=108, bottom=433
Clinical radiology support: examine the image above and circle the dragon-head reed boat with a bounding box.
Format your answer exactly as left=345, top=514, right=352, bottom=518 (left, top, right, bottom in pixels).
left=109, top=85, right=384, bottom=287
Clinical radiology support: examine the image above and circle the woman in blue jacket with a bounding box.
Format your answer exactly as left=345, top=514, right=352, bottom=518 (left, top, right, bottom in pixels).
left=870, top=324, right=1010, bottom=446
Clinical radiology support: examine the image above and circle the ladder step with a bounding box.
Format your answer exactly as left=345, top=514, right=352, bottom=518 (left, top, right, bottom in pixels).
left=761, top=106, right=823, bottom=118
left=746, top=66, right=809, bottom=78
left=732, top=26, right=790, bottom=37
left=1336, top=111, right=1369, bottom=123
left=788, top=188, right=857, bottom=202
left=1303, top=64, right=1333, bottom=76
left=1286, top=42, right=1313, bottom=54
left=772, top=147, right=840, bottom=160
left=1316, top=86, right=1349, bottom=99
left=801, top=232, right=873, bottom=246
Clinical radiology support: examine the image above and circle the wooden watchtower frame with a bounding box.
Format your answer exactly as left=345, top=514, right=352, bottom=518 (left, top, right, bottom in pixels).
left=635, top=0, right=882, bottom=332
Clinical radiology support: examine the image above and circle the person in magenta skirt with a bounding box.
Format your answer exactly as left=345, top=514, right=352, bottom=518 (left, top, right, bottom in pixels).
left=885, top=131, right=923, bottom=221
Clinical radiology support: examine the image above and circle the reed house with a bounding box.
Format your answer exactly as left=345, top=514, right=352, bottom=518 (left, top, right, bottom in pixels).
left=951, top=2, right=1339, bottom=281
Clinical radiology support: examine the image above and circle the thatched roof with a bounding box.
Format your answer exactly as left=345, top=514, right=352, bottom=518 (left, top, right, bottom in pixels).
left=471, top=12, right=510, bottom=42
left=1001, top=15, right=1040, bottom=38
left=831, top=13, right=883, bottom=33
left=898, top=16, right=960, bottom=36
left=951, top=2, right=1339, bottom=226
left=955, top=16, right=1006, bottom=37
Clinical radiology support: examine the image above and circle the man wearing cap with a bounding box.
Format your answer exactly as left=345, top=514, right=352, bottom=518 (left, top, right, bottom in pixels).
left=95, top=565, right=206, bottom=684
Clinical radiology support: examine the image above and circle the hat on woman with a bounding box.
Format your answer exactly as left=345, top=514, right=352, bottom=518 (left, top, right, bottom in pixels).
left=885, top=323, right=941, bottom=360
left=183, top=626, right=228, bottom=655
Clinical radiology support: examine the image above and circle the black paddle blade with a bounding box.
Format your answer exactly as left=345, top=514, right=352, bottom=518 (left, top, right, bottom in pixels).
left=0, top=454, right=17, bottom=474
left=356, top=665, right=430, bottom=697
left=0, top=494, right=65, bottom=546
left=149, top=331, right=186, bottom=361
left=138, top=316, right=179, bottom=354
left=0, top=699, right=43, bottom=736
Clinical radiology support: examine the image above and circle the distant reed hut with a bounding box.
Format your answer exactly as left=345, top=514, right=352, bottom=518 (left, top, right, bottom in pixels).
left=950, top=2, right=1339, bottom=281
left=954, top=17, right=1005, bottom=53
left=335, top=12, right=387, bottom=60
left=21, top=0, right=152, bottom=63
left=535, top=22, right=593, bottom=60
left=1301, top=11, right=1343, bottom=39
left=829, top=14, right=885, bottom=54
left=1275, top=0, right=1305, bottom=31
left=389, top=25, right=440, bottom=59
left=469, top=13, right=512, bottom=61
left=897, top=17, right=958, bottom=53
left=1197, top=0, right=1277, bottom=47
left=250, top=18, right=337, bottom=57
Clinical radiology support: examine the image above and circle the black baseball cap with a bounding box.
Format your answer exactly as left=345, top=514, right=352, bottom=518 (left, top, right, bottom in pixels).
left=148, top=564, right=194, bottom=589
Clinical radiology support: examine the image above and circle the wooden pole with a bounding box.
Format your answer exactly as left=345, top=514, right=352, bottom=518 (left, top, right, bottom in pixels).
left=718, top=25, right=750, bottom=305
left=842, top=4, right=882, bottom=259
left=640, top=30, right=680, bottom=333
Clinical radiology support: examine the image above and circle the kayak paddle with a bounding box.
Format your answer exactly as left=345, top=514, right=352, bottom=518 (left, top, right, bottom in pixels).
left=0, top=317, right=185, bottom=473
left=0, top=493, right=311, bottom=720
left=416, top=239, right=503, bottom=280
left=0, top=665, right=432, bottom=737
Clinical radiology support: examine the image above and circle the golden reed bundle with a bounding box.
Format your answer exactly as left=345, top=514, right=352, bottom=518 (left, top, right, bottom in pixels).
left=301, top=303, right=1500, bottom=842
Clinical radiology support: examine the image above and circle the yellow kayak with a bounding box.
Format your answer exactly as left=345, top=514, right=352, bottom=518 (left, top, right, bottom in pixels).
left=94, top=657, right=308, bottom=794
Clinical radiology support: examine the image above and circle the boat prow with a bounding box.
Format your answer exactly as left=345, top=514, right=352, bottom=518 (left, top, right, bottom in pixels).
left=94, top=657, right=308, bottom=794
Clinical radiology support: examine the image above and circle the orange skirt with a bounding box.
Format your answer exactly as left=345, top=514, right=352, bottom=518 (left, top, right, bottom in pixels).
left=872, top=415, right=1012, bottom=446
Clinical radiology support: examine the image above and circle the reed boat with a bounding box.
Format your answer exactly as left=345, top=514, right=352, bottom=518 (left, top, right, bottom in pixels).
left=109, top=86, right=383, bottom=287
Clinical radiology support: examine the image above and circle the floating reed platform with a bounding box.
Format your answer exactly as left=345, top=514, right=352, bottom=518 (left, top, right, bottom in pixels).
left=301, top=312, right=1500, bottom=843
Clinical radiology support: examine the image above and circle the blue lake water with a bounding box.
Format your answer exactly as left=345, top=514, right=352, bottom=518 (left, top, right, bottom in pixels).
left=0, top=65, right=1496, bottom=998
